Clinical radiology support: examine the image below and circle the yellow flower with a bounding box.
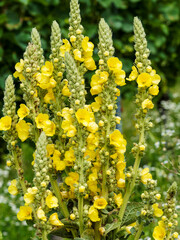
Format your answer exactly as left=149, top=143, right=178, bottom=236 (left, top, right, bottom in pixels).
left=98, top=71, right=109, bottom=85
left=151, top=73, right=161, bottom=85
left=64, top=148, right=76, bottom=166
left=117, top=178, right=125, bottom=188
left=44, top=89, right=55, bottom=103
left=46, top=193, right=58, bottom=208
left=107, top=57, right=122, bottom=72
left=114, top=193, right=123, bottom=208
left=152, top=203, right=163, bottom=217
left=87, top=122, right=99, bottom=133
left=37, top=207, right=47, bottom=221
left=82, top=36, right=94, bottom=54
left=149, top=85, right=159, bottom=95
left=153, top=225, right=166, bottom=240
left=46, top=144, right=55, bottom=157
left=41, top=61, right=54, bottom=77
left=65, top=172, right=79, bottom=191
left=16, top=120, right=30, bottom=142
left=114, top=70, right=126, bottom=86
left=84, top=58, right=96, bottom=70
left=52, top=150, right=66, bottom=171
left=61, top=120, right=77, bottom=137
left=60, top=39, right=71, bottom=57
left=49, top=213, right=64, bottom=226
left=13, top=59, right=25, bottom=81
left=126, top=222, right=136, bottom=234
left=42, top=120, right=56, bottom=136
left=17, top=206, right=32, bottom=221
left=0, top=116, right=12, bottom=131
left=73, top=49, right=84, bottom=62
left=17, top=104, right=30, bottom=119
left=91, top=96, right=102, bottom=112
left=109, top=130, right=127, bottom=153
left=142, top=99, right=154, bottom=109
left=62, top=83, right=71, bottom=97
left=126, top=66, right=138, bottom=81
left=137, top=72, right=152, bottom=88
left=140, top=168, right=152, bottom=184
left=90, top=85, right=102, bottom=95
left=88, top=206, right=100, bottom=222
left=116, top=161, right=126, bottom=172
left=8, top=179, right=18, bottom=195
left=24, top=192, right=34, bottom=205
left=94, top=197, right=107, bottom=209
left=75, top=109, right=91, bottom=127
left=35, top=113, right=49, bottom=128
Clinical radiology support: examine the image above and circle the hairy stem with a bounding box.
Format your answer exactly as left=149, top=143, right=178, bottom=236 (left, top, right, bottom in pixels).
left=134, top=222, right=143, bottom=240
left=95, top=221, right=101, bottom=240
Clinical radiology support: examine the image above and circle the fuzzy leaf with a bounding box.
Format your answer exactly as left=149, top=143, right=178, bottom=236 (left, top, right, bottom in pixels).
left=82, top=229, right=95, bottom=240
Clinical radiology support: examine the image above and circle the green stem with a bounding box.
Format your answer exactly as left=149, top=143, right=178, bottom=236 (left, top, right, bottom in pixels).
left=50, top=176, right=69, bottom=218
left=94, top=221, right=101, bottom=240
left=134, top=222, right=143, bottom=240
left=117, top=117, right=145, bottom=231
left=42, top=230, right=48, bottom=240
left=78, top=131, right=84, bottom=236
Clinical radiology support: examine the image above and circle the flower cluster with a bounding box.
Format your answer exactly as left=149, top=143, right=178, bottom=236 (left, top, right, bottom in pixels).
left=0, top=0, right=178, bottom=240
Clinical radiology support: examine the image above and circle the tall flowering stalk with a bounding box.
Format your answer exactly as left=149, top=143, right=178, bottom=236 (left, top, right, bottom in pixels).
left=0, top=1, right=179, bottom=239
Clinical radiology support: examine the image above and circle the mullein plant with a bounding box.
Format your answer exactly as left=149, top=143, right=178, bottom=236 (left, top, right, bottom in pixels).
left=0, top=0, right=178, bottom=239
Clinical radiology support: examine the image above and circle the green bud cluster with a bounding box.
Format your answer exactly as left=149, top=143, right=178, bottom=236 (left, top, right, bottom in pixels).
left=134, top=17, right=151, bottom=73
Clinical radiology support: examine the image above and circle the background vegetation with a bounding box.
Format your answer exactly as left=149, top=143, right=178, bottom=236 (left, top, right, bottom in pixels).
left=0, top=0, right=179, bottom=239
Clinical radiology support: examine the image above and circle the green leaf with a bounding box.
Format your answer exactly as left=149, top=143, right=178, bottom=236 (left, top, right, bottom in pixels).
left=121, top=202, right=143, bottom=226
left=108, top=15, right=123, bottom=30
left=50, top=219, right=79, bottom=238
left=82, top=229, right=95, bottom=240
left=97, top=0, right=113, bottom=8
left=113, top=0, right=127, bottom=9
left=18, top=0, right=29, bottom=5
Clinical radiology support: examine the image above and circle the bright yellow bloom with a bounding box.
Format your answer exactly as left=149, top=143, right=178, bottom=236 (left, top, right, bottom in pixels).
left=151, top=73, right=161, bottom=85
left=98, top=71, right=109, bottom=85
left=65, top=172, right=79, bottom=191
left=137, top=72, right=152, bottom=88
left=142, top=99, right=154, bottom=109
left=114, top=193, right=123, bottom=208
left=126, top=222, right=136, bottom=234
left=52, top=150, right=66, bottom=171
left=84, top=57, right=96, bottom=70
left=140, top=168, right=152, bottom=184
left=94, top=197, right=107, bottom=209
left=17, top=104, right=30, bottom=119
left=153, top=226, right=166, bottom=240
left=46, top=144, right=55, bottom=157
left=37, top=207, right=47, bottom=221
left=0, top=116, right=12, bottom=131
left=73, top=49, right=84, bottom=62
left=62, top=83, right=71, bottom=97
left=126, top=66, right=138, bottom=81
left=44, top=89, right=55, bottom=103
left=149, top=85, right=159, bottom=95
left=91, top=96, right=102, bottom=112
left=24, top=192, right=34, bottom=205
left=152, top=203, right=163, bottom=217
left=61, top=120, right=77, bottom=137
left=17, top=206, right=32, bottom=221
left=87, top=122, right=99, bottom=133
left=90, top=84, right=102, bottom=95
left=82, top=37, right=94, bottom=54
left=13, top=59, right=25, bottom=81
left=60, top=39, right=71, bottom=57
left=16, top=120, right=30, bottom=142
left=110, top=130, right=127, bottom=153
left=116, top=161, right=126, bottom=172
left=114, top=70, right=126, bottom=86
left=117, top=178, right=125, bottom=188
left=8, top=179, right=18, bottom=195
left=46, top=193, right=58, bottom=208
left=35, top=113, right=49, bottom=128
left=49, top=213, right=64, bottom=226
left=42, top=120, right=56, bottom=136
left=107, top=57, right=122, bottom=72
left=64, top=148, right=76, bottom=166
left=88, top=206, right=100, bottom=222
left=41, top=61, right=54, bottom=77
left=75, top=109, right=91, bottom=127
